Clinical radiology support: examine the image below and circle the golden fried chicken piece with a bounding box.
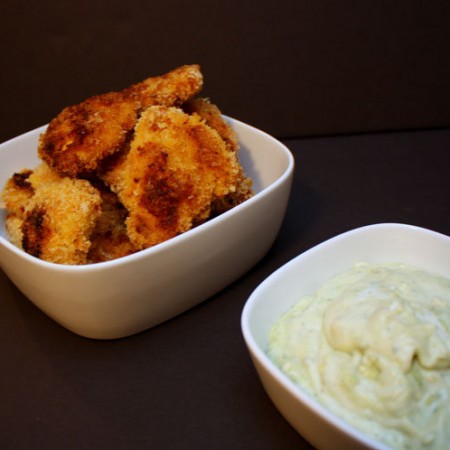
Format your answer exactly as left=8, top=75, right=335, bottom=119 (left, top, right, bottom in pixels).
left=123, top=64, right=204, bottom=110
left=16, top=164, right=102, bottom=264
left=87, top=181, right=137, bottom=263
left=2, top=169, right=35, bottom=247
left=183, top=98, right=254, bottom=214
left=2, top=169, right=34, bottom=217
left=38, top=65, right=203, bottom=178
left=4, top=215, right=24, bottom=248
left=210, top=171, right=254, bottom=215
left=2, top=65, right=253, bottom=264
left=2, top=164, right=134, bottom=264
left=104, top=105, right=242, bottom=249
left=38, top=94, right=137, bottom=178
left=183, top=97, right=239, bottom=153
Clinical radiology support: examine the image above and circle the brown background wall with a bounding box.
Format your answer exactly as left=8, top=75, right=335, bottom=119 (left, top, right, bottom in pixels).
left=2, top=0, right=450, bottom=142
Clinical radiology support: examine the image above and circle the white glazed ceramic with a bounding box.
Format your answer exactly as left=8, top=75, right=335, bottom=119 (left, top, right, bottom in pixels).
left=0, top=118, right=294, bottom=339
left=241, top=223, right=450, bottom=450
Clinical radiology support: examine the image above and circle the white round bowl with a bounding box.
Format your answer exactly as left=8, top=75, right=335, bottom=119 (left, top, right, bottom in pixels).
left=0, top=118, right=294, bottom=339
left=241, top=223, right=450, bottom=450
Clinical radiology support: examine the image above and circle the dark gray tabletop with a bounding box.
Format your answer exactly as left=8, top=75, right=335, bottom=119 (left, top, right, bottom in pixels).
left=1, top=127, right=449, bottom=450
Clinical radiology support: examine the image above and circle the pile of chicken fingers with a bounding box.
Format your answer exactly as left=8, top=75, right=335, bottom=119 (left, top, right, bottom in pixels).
left=1, top=65, right=253, bottom=264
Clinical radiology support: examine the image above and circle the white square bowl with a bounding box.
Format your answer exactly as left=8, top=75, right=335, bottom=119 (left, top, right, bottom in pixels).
left=0, top=118, right=294, bottom=339
left=241, top=223, right=450, bottom=450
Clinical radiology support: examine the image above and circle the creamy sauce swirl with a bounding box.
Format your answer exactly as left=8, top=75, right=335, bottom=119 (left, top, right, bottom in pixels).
left=268, top=263, right=450, bottom=449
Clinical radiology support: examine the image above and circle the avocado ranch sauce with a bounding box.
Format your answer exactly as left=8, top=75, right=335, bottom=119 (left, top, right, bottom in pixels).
left=268, top=262, right=450, bottom=450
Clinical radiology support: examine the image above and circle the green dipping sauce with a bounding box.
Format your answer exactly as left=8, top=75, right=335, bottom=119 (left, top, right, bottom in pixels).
left=268, top=262, right=450, bottom=450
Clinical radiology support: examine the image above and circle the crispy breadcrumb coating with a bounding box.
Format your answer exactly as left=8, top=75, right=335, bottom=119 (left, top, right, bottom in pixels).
left=87, top=181, right=137, bottom=263
left=38, top=65, right=203, bottom=178
left=104, top=105, right=241, bottom=249
left=123, top=64, right=204, bottom=110
left=1, top=65, right=253, bottom=264
left=4, top=215, right=24, bottom=248
left=183, top=97, right=239, bottom=153
left=38, top=94, right=137, bottom=178
left=17, top=164, right=102, bottom=264
left=183, top=98, right=253, bottom=214
left=2, top=169, right=35, bottom=247
left=2, top=169, right=34, bottom=217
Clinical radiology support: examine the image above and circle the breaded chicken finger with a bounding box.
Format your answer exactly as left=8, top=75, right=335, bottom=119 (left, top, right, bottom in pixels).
left=106, top=105, right=242, bottom=249
left=183, top=98, right=254, bottom=213
left=19, top=164, right=102, bottom=264
left=39, top=65, right=203, bottom=178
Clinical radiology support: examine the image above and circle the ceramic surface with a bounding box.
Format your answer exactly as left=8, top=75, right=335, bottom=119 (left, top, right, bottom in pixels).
left=242, top=223, right=450, bottom=450
left=0, top=118, right=294, bottom=339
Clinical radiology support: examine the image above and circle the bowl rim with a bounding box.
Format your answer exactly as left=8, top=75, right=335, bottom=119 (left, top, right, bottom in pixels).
left=0, top=117, right=295, bottom=272
left=241, top=222, right=450, bottom=450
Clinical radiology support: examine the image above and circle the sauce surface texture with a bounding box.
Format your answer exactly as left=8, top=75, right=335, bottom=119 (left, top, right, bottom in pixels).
left=268, top=262, right=450, bottom=449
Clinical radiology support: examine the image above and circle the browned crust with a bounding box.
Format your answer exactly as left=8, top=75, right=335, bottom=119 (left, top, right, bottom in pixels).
left=1, top=65, right=254, bottom=264
left=106, top=105, right=241, bottom=249
left=1, top=169, right=34, bottom=217
left=87, top=181, right=137, bottom=263
left=19, top=164, right=103, bottom=264
left=124, top=64, right=203, bottom=109
left=183, top=97, right=239, bottom=153
left=38, top=93, right=137, bottom=177
left=38, top=65, right=203, bottom=178
left=21, top=205, right=49, bottom=258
